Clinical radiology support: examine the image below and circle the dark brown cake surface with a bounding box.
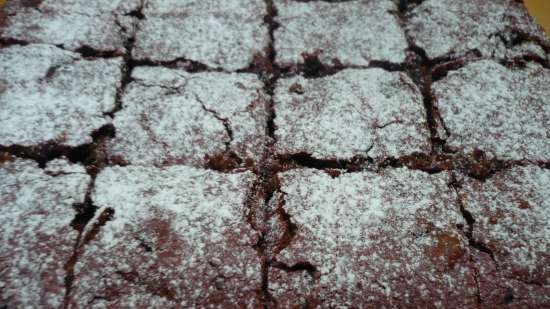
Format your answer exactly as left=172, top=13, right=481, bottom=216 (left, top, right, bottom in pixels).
left=0, top=0, right=549, bottom=308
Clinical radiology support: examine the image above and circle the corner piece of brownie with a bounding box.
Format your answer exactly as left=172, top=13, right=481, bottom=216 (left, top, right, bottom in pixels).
left=274, top=68, right=431, bottom=160
left=0, top=157, right=90, bottom=308
left=67, top=165, right=262, bottom=308
left=406, top=0, right=550, bottom=61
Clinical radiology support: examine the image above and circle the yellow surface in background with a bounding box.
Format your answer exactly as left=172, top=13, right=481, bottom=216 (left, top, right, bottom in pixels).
left=0, top=0, right=5, bottom=7
left=525, top=0, right=550, bottom=34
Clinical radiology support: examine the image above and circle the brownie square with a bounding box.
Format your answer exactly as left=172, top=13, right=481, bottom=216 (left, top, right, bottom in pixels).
left=0, top=0, right=141, bottom=53
left=406, top=0, right=550, bottom=60
left=274, top=0, right=408, bottom=67
left=107, top=66, right=269, bottom=167
left=432, top=60, right=550, bottom=161
left=132, top=0, right=269, bottom=70
left=0, top=44, right=123, bottom=147
left=274, top=68, right=431, bottom=160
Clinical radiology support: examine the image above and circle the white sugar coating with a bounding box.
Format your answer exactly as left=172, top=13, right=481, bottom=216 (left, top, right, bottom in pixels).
left=504, top=41, right=548, bottom=60
left=45, top=157, right=88, bottom=174
left=433, top=60, right=550, bottom=161
left=274, top=69, right=431, bottom=160
left=0, top=158, right=90, bottom=308
left=132, top=0, right=269, bottom=71
left=1, top=0, right=141, bottom=51
left=459, top=166, right=550, bottom=284
left=406, top=0, right=550, bottom=60
left=274, top=0, right=407, bottom=66
left=0, top=44, right=123, bottom=147
left=270, top=168, right=477, bottom=308
left=108, top=66, right=268, bottom=166
left=69, top=165, right=261, bottom=307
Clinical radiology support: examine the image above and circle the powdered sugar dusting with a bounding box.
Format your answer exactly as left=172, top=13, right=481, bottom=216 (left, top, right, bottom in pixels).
left=406, top=0, right=550, bottom=60
left=1, top=0, right=141, bottom=52
left=433, top=60, right=550, bottom=160
left=132, top=0, right=269, bottom=70
left=274, top=0, right=407, bottom=66
left=69, top=165, right=261, bottom=307
left=0, top=158, right=90, bottom=308
left=108, top=66, right=268, bottom=166
left=274, top=69, right=431, bottom=160
left=0, top=44, right=123, bottom=147
left=269, top=168, right=476, bottom=307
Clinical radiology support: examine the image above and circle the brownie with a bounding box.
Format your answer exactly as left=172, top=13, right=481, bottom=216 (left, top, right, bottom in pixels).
left=66, top=165, right=261, bottom=308
left=107, top=66, right=269, bottom=167
left=432, top=59, right=550, bottom=161
left=0, top=0, right=549, bottom=308
left=274, top=0, right=408, bottom=68
left=457, top=166, right=550, bottom=308
left=406, top=0, right=550, bottom=61
left=132, top=0, right=269, bottom=70
left=0, top=44, right=122, bottom=147
left=267, top=168, right=477, bottom=308
left=274, top=68, right=431, bottom=160
left=0, top=0, right=141, bottom=53
left=0, top=157, right=90, bottom=308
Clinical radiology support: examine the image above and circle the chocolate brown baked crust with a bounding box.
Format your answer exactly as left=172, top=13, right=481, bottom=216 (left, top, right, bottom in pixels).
left=1, top=0, right=549, bottom=308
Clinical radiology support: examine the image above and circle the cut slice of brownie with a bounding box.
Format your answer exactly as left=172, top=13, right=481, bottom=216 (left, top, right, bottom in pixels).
left=432, top=59, right=550, bottom=161
left=0, top=44, right=122, bottom=147
left=267, top=168, right=477, bottom=308
left=107, top=66, right=269, bottom=167
left=132, top=0, right=269, bottom=70
left=274, top=68, right=431, bottom=161
left=0, top=0, right=141, bottom=53
left=274, top=0, right=408, bottom=68
left=67, top=165, right=262, bottom=308
left=0, top=157, right=90, bottom=308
